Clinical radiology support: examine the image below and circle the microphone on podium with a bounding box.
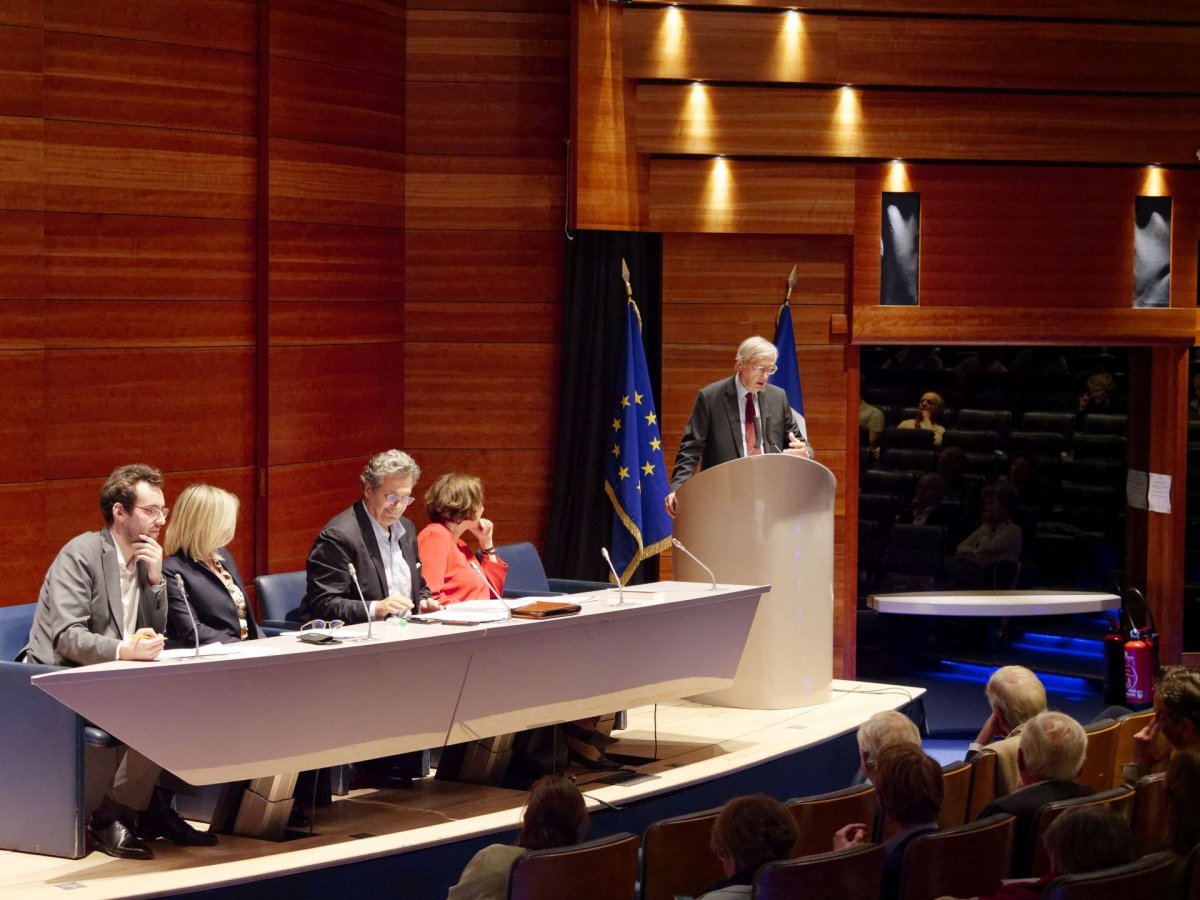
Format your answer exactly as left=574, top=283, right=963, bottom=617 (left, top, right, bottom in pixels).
left=671, top=538, right=718, bottom=590
left=346, top=563, right=375, bottom=640
left=468, top=558, right=512, bottom=621
left=173, top=573, right=201, bottom=658
left=600, top=547, right=625, bottom=605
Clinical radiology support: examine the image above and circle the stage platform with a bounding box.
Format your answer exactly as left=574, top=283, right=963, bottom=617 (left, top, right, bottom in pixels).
left=1, top=679, right=924, bottom=900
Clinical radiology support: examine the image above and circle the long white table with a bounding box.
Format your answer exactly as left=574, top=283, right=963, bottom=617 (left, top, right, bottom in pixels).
left=867, top=589, right=1121, bottom=617
left=33, top=582, right=766, bottom=837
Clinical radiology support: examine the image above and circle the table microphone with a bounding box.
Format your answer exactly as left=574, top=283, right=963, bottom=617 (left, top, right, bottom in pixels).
left=600, top=547, right=625, bottom=605
left=173, top=573, right=201, bottom=658
left=346, top=563, right=375, bottom=640
left=671, top=538, right=718, bottom=590
left=468, top=558, right=511, bottom=620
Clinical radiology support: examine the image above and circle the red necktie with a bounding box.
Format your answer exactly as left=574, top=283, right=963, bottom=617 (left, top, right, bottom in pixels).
left=746, top=394, right=761, bottom=456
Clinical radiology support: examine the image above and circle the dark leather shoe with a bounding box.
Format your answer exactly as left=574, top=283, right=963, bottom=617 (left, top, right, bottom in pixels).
left=138, top=804, right=218, bottom=846
left=90, top=819, right=154, bottom=860
left=567, top=746, right=623, bottom=771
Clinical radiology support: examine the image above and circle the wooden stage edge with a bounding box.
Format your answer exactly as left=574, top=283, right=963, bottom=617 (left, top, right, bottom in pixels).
left=2, top=679, right=924, bottom=900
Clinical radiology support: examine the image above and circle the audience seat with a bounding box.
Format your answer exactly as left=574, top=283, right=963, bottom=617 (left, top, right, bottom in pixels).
left=939, top=759, right=973, bottom=828
left=787, top=783, right=877, bottom=857
left=1185, top=844, right=1200, bottom=900
left=1111, top=710, right=1156, bottom=788
left=753, top=842, right=885, bottom=898
left=881, top=448, right=938, bottom=474
left=1009, top=430, right=1067, bottom=460
left=1042, top=850, right=1175, bottom=899
left=1030, top=787, right=1135, bottom=876
left=640, top=806, right=723, bottom=900
left=966, top=749, right=998, bottom=822
left=1063, top=458, right=1124, bottom=489
left=1076, top=718, right=1120, bottom=792
left=0, top=602, right=36, bottom=660
left=1130, top=772, right=1168, bottom=858
left=496, top=543, right=611, bottom=598
left=255, top=570, right=307, bottom=632
left=1077, top=413, right=1127, bottom=435
left=956, top=408, right=1013, bottom=439
left=942, top=428, right=1000, bottom=453
left=862, top=469, right=917, bottom=502
left=878, top=524, right=946, bottom=591
left=859, top=493, right=897, bottom=527
left=506, top=832, right=639, bottom=900
left=882, top=426, right=936, bottom=450
left=1072, top=433, right=1126, bottom=460
left=898, top=813, right=1016, bottom=900
left=1019, top=411, right=1076, bottom=440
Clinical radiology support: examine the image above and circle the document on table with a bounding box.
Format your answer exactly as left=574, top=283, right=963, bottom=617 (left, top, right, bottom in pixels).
left=416, top=599, right=533, bottom=624
left=160, top=642, right=283, bottom=660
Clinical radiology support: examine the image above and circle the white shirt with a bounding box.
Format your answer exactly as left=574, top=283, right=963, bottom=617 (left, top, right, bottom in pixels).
left=112, top=541, right=141, bottom=658
left=368, top=515, right=413, bottom=605
left=734, top=379, right=764, bottom=457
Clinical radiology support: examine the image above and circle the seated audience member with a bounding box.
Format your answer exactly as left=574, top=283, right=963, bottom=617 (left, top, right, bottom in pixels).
left=968, top=807, right=1133, bottom=900
left=857, top=710, right=922, bottom=784
left=162, top=484, right=259, bottom=648
left=898, top=391, right=947, bottom=446
left=952, top=348, right=1007, bottom=377
left=448, top=775, right=587, bottom=900
left=835, top=744, right=943, bottom=900
left=22, top=464, right=216, bottom=858
left=1077, top=372, right=1117, bottom=416
left=898, top=473, right=967, bottom=545
left=967, top=666, right=1048, bottom=798
left=938, top=446, right=980, bottom=513
left=1165, top=750, right=1200, bottom=894
left=978, top=711, right=1093, bottom=877
left=1189, top=370, right=1200, bottom=420
left=699, top=794, right=799, bottom=899
left=860, top=389, right=885, bottom=458
left=1000, top=453, right=1045, bottom=517
left=301, top=449, right=434, bottom=624
left=1121, top=665, right=1200, bottom=786
left=945, top=485, right=1021, bottom=590
left=417, top=473, right=507, bottom=606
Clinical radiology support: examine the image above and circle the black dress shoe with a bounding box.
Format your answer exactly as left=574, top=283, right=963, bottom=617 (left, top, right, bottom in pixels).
left=90, top=819, right=154, bottom=860
left=567, top=746, right=623, bottom=771
left=138, top=804, right=218, bottom=846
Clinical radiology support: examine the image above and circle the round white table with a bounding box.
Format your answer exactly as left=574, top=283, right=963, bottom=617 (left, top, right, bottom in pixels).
left=867, top=590, right=1121, bottom=617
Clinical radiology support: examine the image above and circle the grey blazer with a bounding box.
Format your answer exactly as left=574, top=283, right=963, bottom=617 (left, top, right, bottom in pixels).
left=23, top=529, right=168, bottom=667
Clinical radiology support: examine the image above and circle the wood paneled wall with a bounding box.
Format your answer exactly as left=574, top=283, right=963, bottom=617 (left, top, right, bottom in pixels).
left=574, top=0, right=1200, bottom=670
left=0, top=1, right=570, bottom=609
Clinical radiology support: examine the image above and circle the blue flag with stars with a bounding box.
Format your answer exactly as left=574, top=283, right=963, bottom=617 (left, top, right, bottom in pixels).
left=604, top=297, right=672, bottom=585
left=769, top=301, right=806, bottom=417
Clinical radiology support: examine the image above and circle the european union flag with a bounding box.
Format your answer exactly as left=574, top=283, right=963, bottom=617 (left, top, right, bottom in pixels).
left=604, top=296, right=672, bottom=585
left=769, top=300, right=806, bottom=417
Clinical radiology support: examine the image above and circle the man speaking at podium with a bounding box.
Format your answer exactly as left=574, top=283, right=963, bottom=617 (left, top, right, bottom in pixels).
left=665, top=336, right=812, bottom=518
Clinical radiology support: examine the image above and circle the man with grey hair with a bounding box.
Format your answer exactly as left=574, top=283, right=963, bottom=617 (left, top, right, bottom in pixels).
left=300, top=449, right=434, bottom=624
left=978, top=711, right=1092, bottom=876
left=665, top=335, right=812, bottom=518
left=967, top=665, right=1049, bottom=797
left=856, top=710, right=922, bottom=783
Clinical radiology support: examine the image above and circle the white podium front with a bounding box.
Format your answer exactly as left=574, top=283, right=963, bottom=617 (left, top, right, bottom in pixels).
left=674, top=454, right=835, bottom=709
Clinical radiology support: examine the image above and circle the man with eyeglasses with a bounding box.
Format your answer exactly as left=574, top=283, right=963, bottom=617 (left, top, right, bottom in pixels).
left=665, top=335, right=812, bottom=518
left=23, top=463, right=218, bottom=859
left=1121, top=665, right=1200, bottom=786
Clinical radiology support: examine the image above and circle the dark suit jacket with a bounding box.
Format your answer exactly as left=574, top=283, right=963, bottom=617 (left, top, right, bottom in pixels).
left=669, top=376, right=804, bottom=492
left=980, top=780, right=1094, bottom=877
left=23, top=529, right=168, bottom=667
left=162, top=548, right=260, bottom=649
left=299, top=501, right=430, bottom=624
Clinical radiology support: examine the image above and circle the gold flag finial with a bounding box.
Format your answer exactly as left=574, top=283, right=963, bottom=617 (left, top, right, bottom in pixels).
left=785, top=264, right=798, bottom=302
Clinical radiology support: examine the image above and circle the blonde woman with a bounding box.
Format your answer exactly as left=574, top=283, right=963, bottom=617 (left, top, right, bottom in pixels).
left=162, top=484, right=259, bottom=648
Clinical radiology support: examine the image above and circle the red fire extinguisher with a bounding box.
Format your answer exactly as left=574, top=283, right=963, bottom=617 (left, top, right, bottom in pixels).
left=1102, top=616, right=1126, bottom=705
left=1121, top=589, right=1159, bottom=707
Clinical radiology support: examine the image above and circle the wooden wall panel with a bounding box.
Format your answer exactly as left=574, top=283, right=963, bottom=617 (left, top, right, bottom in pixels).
left=44, top=347, right=254, bottom=478
left=406, top=155, right=564, bottom=231
left=270, top=56, right=403, bottom=152
left=45, top=32, right=254, bottom=134
left=0, top=300, right=42, bottom=348
left=405, top=230, right=563, bottom=303
left=637, top=85, right=1200, bottom=166
left=0, top=23, right=42, bottom=117
left=265, top=457, right=372, bottom=575
left=0, top=482, right=45, bottom=604
left=268, top=222, right=402, bottom=303
left=650, top=159, right=855, bottom=234
left=0, top=115, right=43, bottom=210
left=267, top=343, right=406, bottom=468
left=0, top=2, right=42, bottom=28
left=406, top=82, right=567, bottom=158
left=45, top=122, right=254, bottom=218
left=0, top=351, right=45, bottom=484
left=625, top=10, right=1200, bottom=93
left=669, top=0, right=1200, bottom=19
left=43, top=300, right=254, bottom=348
left=46, top=214, right=254, bottom=300
left=268, top=138, right=403, bottom=228
left=45, top=0, right=257, bottom=53
left=0, top=210, right=44, bottom=299
left=407, top=10, right=569, bottom=84
left=406, top=302, right=559, bottom=345
left=268, top=300, right=403, bottom=346
left=405, top=343, right=559, bottom=449
left=270, top=0, right=404, bottom=77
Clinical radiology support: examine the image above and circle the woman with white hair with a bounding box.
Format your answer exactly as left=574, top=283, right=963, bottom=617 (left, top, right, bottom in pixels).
left=162, top=483, right=259, bottom=648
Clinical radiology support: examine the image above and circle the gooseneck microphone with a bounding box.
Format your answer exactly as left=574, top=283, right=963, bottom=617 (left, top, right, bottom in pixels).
left=468, top=558, right=512, bottom=620
left=346, top=563, right=375, bottom=640
left=671, top=538, right=718, bottom=590
left=173, top=573, right=201, bottom=658
left=600, top=547, right=625, bottom=605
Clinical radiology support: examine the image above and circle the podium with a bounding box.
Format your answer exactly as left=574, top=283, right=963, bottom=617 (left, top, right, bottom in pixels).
left=674, top=453, right=835, bottom=709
